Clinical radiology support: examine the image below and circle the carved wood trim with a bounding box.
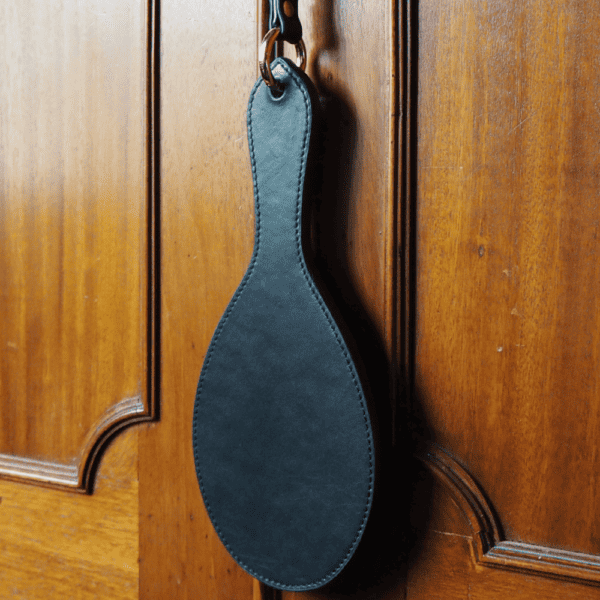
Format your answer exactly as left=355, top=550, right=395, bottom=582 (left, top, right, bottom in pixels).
left=418, top=444, right=600, bottom=586
left=403, top=0, right=600, bottom=586
left=0, top=0, right=159, bottom=494
left=0, top=397, right=147, bottom=492
left=0, top=456, right=79, bottom=489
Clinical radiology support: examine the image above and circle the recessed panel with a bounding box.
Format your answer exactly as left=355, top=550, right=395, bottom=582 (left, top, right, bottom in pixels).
left=0, top=0, right=150, bottom=486
left=416, top=0, right=600, bottom=556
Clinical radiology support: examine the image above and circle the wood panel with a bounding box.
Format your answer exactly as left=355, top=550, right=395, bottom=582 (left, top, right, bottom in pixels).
left=407, top=531, right=600, bottom=600
left=404, top=447, right=600, bottom=599
left=0, top=0, right=154, bottom=491
left=405, top=453, right=600, bottom=598
left=0, top=429, right=139, bottom=599
left=139, top=0, right=259, bottom=597
left=140, top=0, right=397, bottom=596
left=415, top=0, right=600, bottom=577
left=298, top=0, right=397, bottom=355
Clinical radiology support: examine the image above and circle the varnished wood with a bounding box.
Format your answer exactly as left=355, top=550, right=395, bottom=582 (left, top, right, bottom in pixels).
left=0, top=0, right=155, bottom=492
left=406, top=452, right=600, bottom=598
left=418, top=444, right=600, bottom=585
left=300, top=0, right=397, bottom=359
left=4, top=0, right=600, bottom=596
left=407, top=533, right=600, bottom=599
left=408, top=532, right=600, bottom=600
left=139, top=0, right=260, bottom=597
left=0, top=395, right=145, bottom=490
left=140, top=0, right=397, bottom=596
left=412, top=0, right=600, bottom=593
left=0, top=429, right=139, bottom=599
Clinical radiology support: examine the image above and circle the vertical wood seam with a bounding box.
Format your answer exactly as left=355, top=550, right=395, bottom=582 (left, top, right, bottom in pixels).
left=400, top=0, right=418, bottom=420
left=386, top=0, right=401, bottom=447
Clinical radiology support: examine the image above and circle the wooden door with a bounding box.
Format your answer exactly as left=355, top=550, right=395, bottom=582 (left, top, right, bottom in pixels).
left=1, top=0, right=599, bottom=598
left=405, top=1, right=600, bottom=598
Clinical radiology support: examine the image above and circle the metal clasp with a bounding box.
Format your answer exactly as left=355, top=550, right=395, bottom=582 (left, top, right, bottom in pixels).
left=259, top=27, right=307, bottom=91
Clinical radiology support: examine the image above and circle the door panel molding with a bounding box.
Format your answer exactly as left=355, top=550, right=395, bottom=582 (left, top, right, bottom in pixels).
left=0, top=396, right=146, bottom=491
left=420, top=444, right=600, bottom=587
left=0, top=0, right=159, bottom=493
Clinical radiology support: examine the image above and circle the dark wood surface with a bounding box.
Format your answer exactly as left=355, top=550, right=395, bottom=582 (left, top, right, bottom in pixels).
left=411, top=0, right=600, bottom=595
left=3, top=0, right=600, bottom=597
left=0, top=430, right=139, bottom=599
left=0, top=0, right=153, bottom=490
left=138, top=0, right=260, bottom=597
left=416, top=0, right=600, bottom=556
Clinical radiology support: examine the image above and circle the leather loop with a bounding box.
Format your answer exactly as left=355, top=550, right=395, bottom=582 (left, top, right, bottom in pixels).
left=269, top=0, right=302, bottom=44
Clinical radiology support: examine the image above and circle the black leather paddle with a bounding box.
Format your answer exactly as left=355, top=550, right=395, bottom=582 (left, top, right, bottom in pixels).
left=192, top=57, right=375, bottom=591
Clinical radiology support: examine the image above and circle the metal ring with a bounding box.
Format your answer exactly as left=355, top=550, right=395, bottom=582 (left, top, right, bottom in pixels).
left=259, top=28, right=307, bottom=91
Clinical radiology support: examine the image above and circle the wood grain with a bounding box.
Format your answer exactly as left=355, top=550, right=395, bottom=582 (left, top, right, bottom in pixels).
left=5, top=0, right=600, bottom=597
left=139, top=0, right=259, bottom=597
left=140, top=0, right=397, bottom=596
left=415, top=0, right=600, bottom=558
left=406, top=453, right=600, bottom=599
left=0, top=428, right=139, bottom=599
left=0, top=0, right=153, bottom=490
left=407, top=530, right=600, bottom=600
left=417, top=444, right=600, bottom=585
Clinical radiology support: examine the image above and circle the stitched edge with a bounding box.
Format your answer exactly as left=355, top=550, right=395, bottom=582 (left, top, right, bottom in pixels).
left=192, top=59, right=374, bottom=591
left=288, top=60, right=375, bottom=588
